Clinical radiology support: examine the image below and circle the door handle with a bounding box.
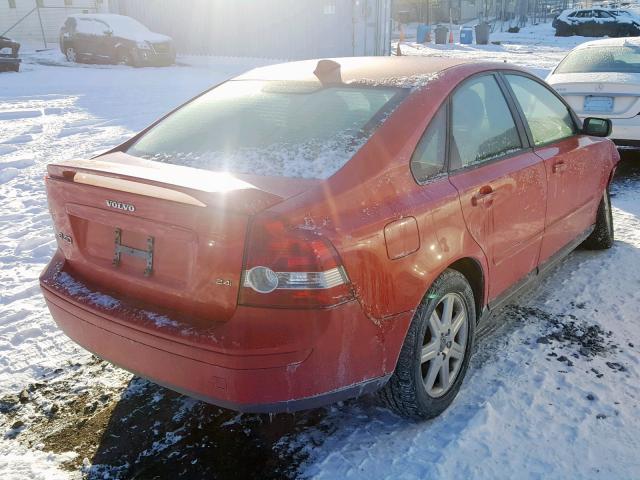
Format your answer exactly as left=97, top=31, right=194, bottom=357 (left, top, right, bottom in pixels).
left=553, top=161, right=567, bottom=174
left=471, top=186, right=495, bottom=208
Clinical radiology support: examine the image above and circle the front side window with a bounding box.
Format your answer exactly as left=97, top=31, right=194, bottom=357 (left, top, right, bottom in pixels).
left=76, top=19, right=106, bottom=36
left=102, top=16, right=150, bottom=36
left=128, top=81, right=406, bottom=179
left=594, top=10, right=614, bottom=18
left=505, top=74, right=576, bottom=147
left=450, top=75, right=522, bottom=170
left=410, top=105, right=446, bottom=183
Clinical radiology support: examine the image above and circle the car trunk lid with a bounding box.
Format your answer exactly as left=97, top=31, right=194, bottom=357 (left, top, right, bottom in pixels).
left=45, top=152, right=318, bottom=322
left=550, top=72, right=640, bottom=119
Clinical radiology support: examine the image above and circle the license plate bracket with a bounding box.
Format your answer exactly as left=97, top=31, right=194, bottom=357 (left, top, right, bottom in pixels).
left=112, top=228, right=154, bottom=276
left=584, top=95, right=614, bottom=113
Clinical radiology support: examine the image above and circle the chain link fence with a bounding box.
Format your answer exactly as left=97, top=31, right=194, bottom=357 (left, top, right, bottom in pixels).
left=1, top=1, right=101, bottom=49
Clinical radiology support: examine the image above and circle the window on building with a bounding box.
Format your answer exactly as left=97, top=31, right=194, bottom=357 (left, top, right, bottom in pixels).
left=36, top=0, right=44, bottom=7
left=64, top=0, right=73, bottom=6
left=8, top=0, right=17, bottom=8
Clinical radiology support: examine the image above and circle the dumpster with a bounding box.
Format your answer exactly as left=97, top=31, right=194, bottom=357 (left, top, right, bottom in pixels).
left=416, top=24, right=431, bottom=43
left=434, top=25, right=448, bottom=44
left=460, top=26, right=473, bottom=45
left=475, top=22, right=490, bottom=45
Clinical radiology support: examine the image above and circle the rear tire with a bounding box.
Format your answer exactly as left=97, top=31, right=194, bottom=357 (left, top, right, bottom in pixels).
left=555, top=25, right=573, bottom=37
left=583, top=188, right=614, bottom=250
left=380, top=269, right=476, bottom=420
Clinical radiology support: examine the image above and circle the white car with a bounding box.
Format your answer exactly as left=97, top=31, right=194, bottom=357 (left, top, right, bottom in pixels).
left=547, top=37, right=640, bottom=149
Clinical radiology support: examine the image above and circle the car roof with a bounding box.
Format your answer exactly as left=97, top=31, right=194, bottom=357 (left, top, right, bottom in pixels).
left=234, top=57, right=516, bottom=87
left=68, top=13, right=131, bottom=22
left=573, top=36, right=640, bottom=49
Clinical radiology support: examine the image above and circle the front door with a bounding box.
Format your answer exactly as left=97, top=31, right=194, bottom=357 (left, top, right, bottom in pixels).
left=502, top=73, right=605, bottom=264
left=75, top=18, right=101, bottom=60
left=447, top=74, right=547, bottom=301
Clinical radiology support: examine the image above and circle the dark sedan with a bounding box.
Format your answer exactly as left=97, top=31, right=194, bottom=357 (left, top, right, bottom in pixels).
left=59, top=14, right=175, bottom=67
left=0, top=36, right=20, bottom=72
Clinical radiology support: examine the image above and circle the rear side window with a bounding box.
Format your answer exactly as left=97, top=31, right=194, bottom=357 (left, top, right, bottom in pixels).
left=410, top=105, right=446, bottom=183
left=450, top=75, right=522, bottom=170
left=128, top=81, right=405, bottom=179
left=505, top=74, right=576, bottom=147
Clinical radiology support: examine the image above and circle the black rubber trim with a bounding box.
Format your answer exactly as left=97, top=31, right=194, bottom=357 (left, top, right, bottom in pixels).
left=613, top=139, right=640, bottom=149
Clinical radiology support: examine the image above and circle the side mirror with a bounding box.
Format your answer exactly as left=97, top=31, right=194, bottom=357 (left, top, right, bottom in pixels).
left=583, top=117, right=612, bottom=137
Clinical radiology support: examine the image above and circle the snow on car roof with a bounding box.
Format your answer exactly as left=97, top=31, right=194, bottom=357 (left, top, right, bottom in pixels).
left=235, top=57, right=520, bottom=89
left=69, top=13, right=149, bottom=33
left=573, top=36, right=640, bottom=49
left=69, top=13, right=141, bottom=22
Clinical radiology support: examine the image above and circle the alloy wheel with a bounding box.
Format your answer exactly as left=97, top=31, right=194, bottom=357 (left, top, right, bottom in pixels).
left=66, top=47, right=76, bottom=63
left=420, top=293, right=469, bottom=398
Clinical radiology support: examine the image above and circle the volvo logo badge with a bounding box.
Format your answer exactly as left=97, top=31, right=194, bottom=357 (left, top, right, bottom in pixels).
left=595, top=83, right=605, bottom=92
left=106, top=200, right=135, bottom=212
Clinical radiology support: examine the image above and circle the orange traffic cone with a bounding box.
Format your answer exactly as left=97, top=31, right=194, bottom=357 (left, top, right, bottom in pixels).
left=449, top=29, right=454, bottom=44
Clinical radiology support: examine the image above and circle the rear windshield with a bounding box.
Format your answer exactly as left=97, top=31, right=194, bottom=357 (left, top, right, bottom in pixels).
left=127, top=80, right=406, bottom=179
left=555, top=45, right=640, bottom=74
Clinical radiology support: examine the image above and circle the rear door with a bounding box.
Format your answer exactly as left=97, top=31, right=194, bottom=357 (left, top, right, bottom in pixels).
left=502, top=73, right=606, bottom=264
left=91, top=19, right=113, bottom=60
left=447, top=74, right=547, bottom=301
left=575, top=10, right=595, bottom=35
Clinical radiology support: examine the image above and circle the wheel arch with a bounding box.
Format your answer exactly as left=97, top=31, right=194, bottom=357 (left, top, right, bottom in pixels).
left=444, top=257, right=486, bottom=323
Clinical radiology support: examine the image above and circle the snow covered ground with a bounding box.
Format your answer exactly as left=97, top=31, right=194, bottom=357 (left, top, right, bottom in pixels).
left=1, top=24, right=639, bottom=479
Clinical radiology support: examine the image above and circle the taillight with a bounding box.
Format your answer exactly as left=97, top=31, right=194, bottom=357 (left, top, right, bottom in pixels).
left=238, top=216, right=353, bottom=308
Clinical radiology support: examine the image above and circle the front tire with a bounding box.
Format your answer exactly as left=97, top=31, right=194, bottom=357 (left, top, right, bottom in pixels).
left=583, top=188, right=614, bottom=250
left=380, top=269, right=476, bottom=419
left=65, top=46, right=77, bottom=63
left=116, top=48, right=134, bottom=66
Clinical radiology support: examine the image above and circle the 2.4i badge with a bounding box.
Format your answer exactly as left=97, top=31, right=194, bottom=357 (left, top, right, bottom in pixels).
left=106, top=200, right=135, bottom=212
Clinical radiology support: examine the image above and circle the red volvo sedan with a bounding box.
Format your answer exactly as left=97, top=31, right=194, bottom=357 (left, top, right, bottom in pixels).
left=40, top=57, right=618, bottom=419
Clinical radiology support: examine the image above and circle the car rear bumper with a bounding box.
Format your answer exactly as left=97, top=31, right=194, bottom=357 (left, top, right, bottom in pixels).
left=40, top=253, right=410, bottom=412
left=0, top=57, right=20, bottom=72
left=612, top=139, right=640, bottom=149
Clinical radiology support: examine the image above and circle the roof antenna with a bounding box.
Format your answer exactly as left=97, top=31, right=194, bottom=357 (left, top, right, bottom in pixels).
left=314, top=59, right=342, bottom=85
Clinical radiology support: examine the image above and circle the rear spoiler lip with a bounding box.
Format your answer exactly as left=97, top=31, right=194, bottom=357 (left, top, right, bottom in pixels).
left=46, top=153, right=321, bottom=215
left=46, top=163, right=282, bottom=216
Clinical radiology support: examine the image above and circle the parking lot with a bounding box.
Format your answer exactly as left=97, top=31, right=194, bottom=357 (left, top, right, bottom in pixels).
left=1, top=26, right=639, bottom=479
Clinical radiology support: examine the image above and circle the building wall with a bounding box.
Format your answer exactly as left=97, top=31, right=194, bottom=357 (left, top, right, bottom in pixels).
left=107, top=0, right=391, bottom=59
left=0, top=0, right=106, bottom=45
